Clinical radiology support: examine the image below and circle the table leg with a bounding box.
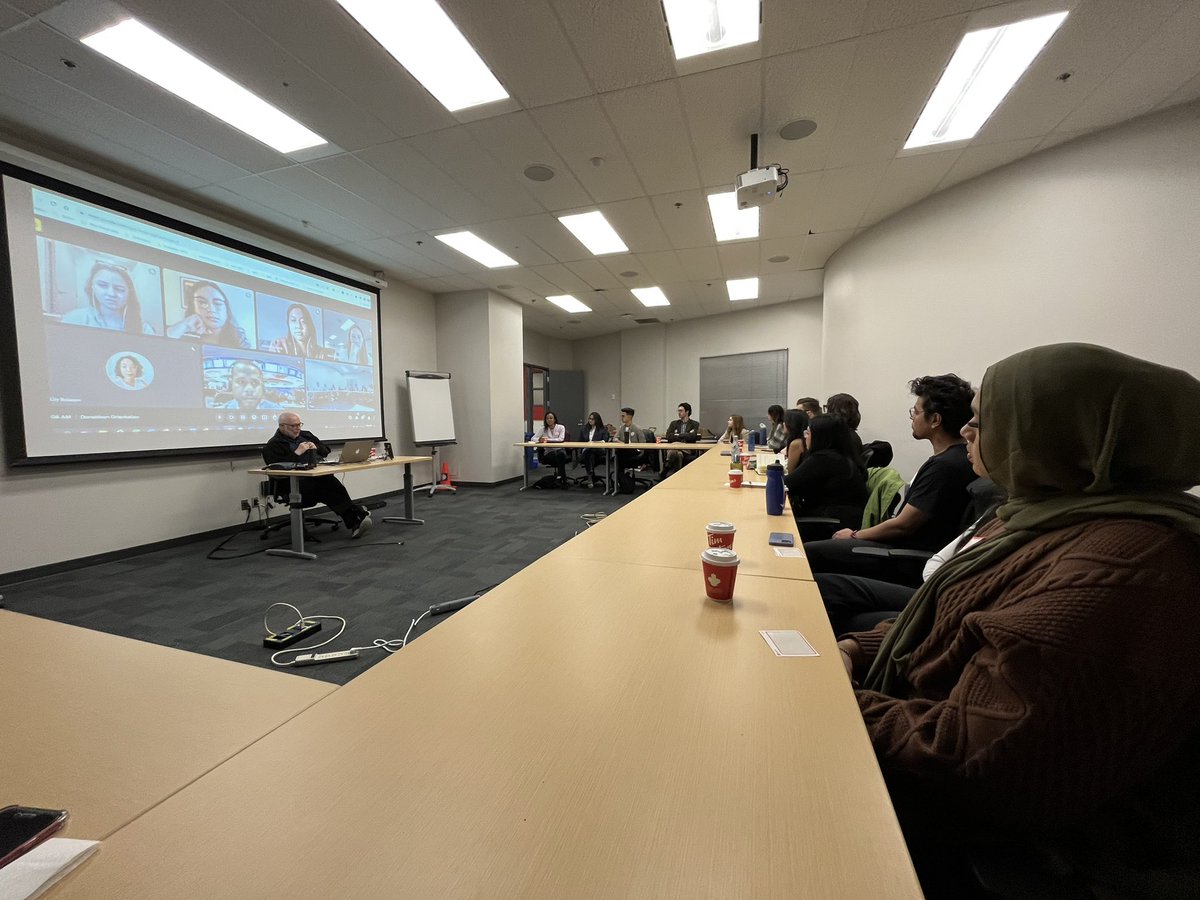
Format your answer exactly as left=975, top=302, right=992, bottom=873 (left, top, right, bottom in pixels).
left=266, top=475, right=317, bottom=560
left=519, top=444, right=531, bottom=491
left=604, top=448, right=615, bottom=496
left=383, top=463, right=425, bottom=525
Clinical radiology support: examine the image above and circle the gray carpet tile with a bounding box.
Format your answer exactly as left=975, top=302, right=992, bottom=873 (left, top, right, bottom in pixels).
left=2, top=478, right=635, bottom=685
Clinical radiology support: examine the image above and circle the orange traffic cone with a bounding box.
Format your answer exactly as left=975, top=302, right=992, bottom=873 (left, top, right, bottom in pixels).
left=433, top=460, right=457, bottom=493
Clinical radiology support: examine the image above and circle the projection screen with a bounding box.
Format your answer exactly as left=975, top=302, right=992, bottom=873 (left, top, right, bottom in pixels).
left=0, top=164, right=383, bottom=464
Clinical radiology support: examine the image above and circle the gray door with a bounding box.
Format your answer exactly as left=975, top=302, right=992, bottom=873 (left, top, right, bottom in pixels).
left=547, top=370, right=586, bottom=439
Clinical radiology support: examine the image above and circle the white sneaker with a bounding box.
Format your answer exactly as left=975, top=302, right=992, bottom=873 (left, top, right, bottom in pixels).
left=351, top=513, right=372, bottom=539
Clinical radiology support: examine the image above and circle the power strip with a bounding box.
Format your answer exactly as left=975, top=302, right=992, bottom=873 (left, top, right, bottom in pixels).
left=263, top=619, right=321, bottom=649
left=292, top=650, right=360, bottom=666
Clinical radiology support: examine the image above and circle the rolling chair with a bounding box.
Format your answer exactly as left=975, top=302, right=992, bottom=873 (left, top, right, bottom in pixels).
left=794, top=466, right=905, bottom=544
left=260, top=475, right=343, bottom=543
left=632, top=429, right=660, bottom=491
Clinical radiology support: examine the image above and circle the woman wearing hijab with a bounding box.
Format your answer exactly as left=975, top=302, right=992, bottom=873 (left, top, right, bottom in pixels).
left=837, top=344, right=1200, bottom=896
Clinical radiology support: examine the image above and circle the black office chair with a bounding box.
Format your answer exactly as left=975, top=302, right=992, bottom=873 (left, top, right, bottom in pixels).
left=260, top=476, right=342, bottom=542
left=631, top=429, right=659, bottom=492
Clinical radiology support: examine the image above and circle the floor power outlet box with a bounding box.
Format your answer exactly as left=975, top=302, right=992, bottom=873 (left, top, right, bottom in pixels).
left=263, top=620, right=321, bottom=648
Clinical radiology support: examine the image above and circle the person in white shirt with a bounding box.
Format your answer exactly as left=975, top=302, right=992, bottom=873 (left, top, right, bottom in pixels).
left=534, top=411, right=569, bottom=484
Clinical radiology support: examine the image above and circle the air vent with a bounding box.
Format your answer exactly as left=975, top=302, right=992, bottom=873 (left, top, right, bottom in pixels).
left=634, top=317, right=660, bottom=325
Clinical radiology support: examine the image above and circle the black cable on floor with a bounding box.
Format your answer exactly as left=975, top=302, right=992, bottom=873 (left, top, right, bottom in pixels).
left=206, top=510, right=286, bottom=560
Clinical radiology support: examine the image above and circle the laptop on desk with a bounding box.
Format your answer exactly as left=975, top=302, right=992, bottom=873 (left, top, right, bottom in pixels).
left=337, top=440, right=375, bottom=464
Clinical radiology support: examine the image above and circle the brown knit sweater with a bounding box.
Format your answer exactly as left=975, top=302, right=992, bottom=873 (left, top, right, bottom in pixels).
left=845, top=517, right=1200, bottom=829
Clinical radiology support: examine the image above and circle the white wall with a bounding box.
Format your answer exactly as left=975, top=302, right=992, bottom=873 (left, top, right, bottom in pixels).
left=0, top=144, right=437, bottom=577
left=822, top=100, right=1200, bottom=481
left=572, top=300, right=824, bottom=434
left=522, top=329, right=574, bottom=370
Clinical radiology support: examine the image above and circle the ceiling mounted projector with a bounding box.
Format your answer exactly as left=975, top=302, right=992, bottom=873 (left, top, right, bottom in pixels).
left=736, top=165, right=786, bottom=209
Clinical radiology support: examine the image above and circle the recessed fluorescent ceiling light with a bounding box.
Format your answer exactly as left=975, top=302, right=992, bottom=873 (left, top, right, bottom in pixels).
left=557, top=211, right=629, bottom=255
left=905, top=11, right=1069, bottom=149
left=707, top=191, right=759, bottom=242
left=546, top=295, right=592, bottom=313
left=81, top=18, right=325, bottom=153
left=434, top=231, right=518, bottom=268
left=336, top=0, right=508, bottom=112
left=662, top=0, right=759, bottom=60
left=726, top=277, right=758, bottom=302
left=632, top=287, right=670, bottom=308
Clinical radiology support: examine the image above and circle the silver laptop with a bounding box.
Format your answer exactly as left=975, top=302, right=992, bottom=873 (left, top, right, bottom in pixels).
left=338, top=439, right=375, bottom=464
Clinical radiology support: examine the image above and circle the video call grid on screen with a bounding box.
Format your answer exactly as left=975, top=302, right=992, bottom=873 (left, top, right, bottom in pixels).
left=0, top=165, right=384, bottom=463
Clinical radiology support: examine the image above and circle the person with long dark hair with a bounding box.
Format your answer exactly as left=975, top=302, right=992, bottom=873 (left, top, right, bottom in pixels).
left=787, top=414, right=868, bottom=530
left=346, top=324, right=371, bottom=364
left=273, top=303, right=322, bottom=358
left=534, top=410, right=569, bottom=485
left=62, top=261, right=155, bottom=334
left=783, top=408, right=810, bottom=473
left=579, top=411, right=608, bottom=487
left=166, top=281, right=250, bottom=348
left=766, top=404, right=787, bottom=451
left=825, top=392, right=864, bottom=457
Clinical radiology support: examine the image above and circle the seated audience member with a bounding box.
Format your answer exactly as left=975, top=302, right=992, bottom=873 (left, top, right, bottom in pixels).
left=222, top=360, right=283, bottom=410
left=62, top=261, right=156, bottom=334
left=825, top=393, right=864, bottom=458
left=803, top=373, right=976, bottom=581
left=719, top=414, right=749, bottom=444
left=578, top=411, right=608, bottom=487
left=795, top=397, right=822, bottom=419
left=166, top=280, right=251, bottom=348
left=262, top=413, right=372, bottom=537
left=787, top=415, right=868, bottom=530
left=837, top=344, right=1200, bottom=895
left=659, top=401, right=700, bottom=479
left=612, top=406, right=646, bottom=477
left=783, top=408, right=810, bottom=473
left=534, top=411, right=569, bottom=484
left=817, top=407, right=1001, bottom=635
left=765, top=404, right=788, bottom=451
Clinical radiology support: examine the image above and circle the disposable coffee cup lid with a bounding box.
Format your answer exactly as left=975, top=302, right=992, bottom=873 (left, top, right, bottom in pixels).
left=706, top=521, right=735, bottom=533
left=701, top=547, right=740, bottom=566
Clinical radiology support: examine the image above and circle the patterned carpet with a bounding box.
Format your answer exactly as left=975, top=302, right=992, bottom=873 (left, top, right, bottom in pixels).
left=1, top=479, right=633, bottom=684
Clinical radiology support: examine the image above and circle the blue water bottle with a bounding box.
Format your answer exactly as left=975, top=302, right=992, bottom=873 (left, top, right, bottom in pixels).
left=765, top=463, right=785, bottom=516
left=747, top=429, right=757, bottom=452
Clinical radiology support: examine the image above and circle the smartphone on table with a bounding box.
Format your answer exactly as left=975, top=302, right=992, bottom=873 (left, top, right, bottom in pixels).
left=768, top=532, right=795, bottom=547
left=0, top=806, right=69, bottom=870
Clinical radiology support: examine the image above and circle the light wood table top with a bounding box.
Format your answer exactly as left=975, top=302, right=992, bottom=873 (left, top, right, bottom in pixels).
left=556, top=486, right=812, bottom=581
left=49, top=557, right=920, bottom=899
left=248, top=455, right=430, bottom=477
left=1, top=611, right=334, bottom=840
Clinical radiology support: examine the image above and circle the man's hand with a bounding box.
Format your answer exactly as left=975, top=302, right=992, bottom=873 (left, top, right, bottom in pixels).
left=837, top=639, right=858, bottom=680
left=294, top=441, right=317, bottom=455
left=832, top=528, right=856, bottom=540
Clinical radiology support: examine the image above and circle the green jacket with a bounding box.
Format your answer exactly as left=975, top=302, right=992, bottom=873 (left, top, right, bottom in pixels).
left=861, top=467, right=905, bottom=529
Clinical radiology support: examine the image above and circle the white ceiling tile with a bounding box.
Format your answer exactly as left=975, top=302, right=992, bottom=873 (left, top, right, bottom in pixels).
left=190, top=183, right=343, bottom=247
left=763, top=0, right=867, bottom=55
left=799, top=228, right=856, bottom=269
left=860, top=149, right=959, bottom=225
left=0, top=4, right=26, bottom=31
left=821, top=16, right=967, bottom=168
left=356, top=237, right=460, bottom=278
left=259, top=165, right=416, bottom=238
left=527, top=264, right=591, bottom=294
left=676, top=246, right=723, bottom=281
left=210, top=174, right=378, bottom=242
left=305, top=154, right=455, bottom=232
left=651, top=190, right=712, bottom=249
left=1055, top=2, right=1200, bottom=134
left=938, top=138, right=1041, bottom=191
left=808, top=162, right=889, bottom=231
left=636, top=250, right=688, bottom=284
left=717, top=241, right=760, bottom=278
left=759, top=170, right=823, bottom=238
left=549, top=0, right=674, bottom=93
left=861, top=0, right=992, bottom=34
left=758, top=235, right=810, bottom=267
left=599, top=196, right=673, bottom=254
left=469, top=220, right=558, bottom=267
left=355, top=140, right=493, bottom=224
left=508, top=213, right=590, bottom=262
left=762, top=41, right=860, bottom=174
left=564, top=258, right=624, bottom=291
left=407, top=127, right=544, bottom=220
left=531, top=97, right=645, bottom=202
left=601, top=81, right=702, bottom=195
left=219, top=0, right=455, bottom=139
left=678, top=60, right=762, bottom=187
left=1033, top=131, right=1086, bottom=152
left=439, top=0, right=592, bottom=108
left=464, top=111, right=593, bottom=211
left=1160, top=70, right=1200, bottom=110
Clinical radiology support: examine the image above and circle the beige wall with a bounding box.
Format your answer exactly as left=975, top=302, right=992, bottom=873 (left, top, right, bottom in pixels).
left=522, top=329, right=574, bottom=370
left=822, top=101, right=1200, bottom=481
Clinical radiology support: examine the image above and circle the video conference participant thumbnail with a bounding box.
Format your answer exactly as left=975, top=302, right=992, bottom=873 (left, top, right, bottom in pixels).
left=163, top=274, right=255, bottom=349
left=256, top=293, right=330, bottom=359
left=322, top=309, right=375, bottom=365
left=202, top=347, right=304, bottom=411
left=38, top=238, right=163, bottom=335
left=305, top=359, right=377, bottom=412
left=45, top=325, right=199, bottom=410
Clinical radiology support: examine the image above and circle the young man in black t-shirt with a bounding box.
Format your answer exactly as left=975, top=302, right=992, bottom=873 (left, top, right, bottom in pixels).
left=803, top=373, right=977, bottom=583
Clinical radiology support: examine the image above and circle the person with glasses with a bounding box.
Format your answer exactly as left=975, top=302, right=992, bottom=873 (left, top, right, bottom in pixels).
left=262, top=412, right=372, bottom=538
left=795, top=397, right=822, bottom=418
left=802, top=373, right=977, bottom=582
left=167, top=280, right=251, bottom=348
left=62, top=260, right=156, bottom=334
left=835, top=345, right=1200, bottom=896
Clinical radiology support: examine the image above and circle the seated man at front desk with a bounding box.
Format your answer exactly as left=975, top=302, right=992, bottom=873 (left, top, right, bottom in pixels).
left=262, top=412, right=372, bottom=538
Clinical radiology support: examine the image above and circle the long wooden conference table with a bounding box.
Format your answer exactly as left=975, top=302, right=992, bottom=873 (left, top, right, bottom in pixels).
left=40, top=444, right=920, bottom=898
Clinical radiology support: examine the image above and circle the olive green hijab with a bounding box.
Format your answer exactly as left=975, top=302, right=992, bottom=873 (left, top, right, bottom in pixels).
left=863, top=343, right=1200, bottom=695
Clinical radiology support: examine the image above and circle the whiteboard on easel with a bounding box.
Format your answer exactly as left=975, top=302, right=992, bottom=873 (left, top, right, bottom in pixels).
left=406, top=371, right=457, bottom=446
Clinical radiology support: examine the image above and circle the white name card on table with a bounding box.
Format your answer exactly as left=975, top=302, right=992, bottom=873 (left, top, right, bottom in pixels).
left=0, top=838, right=100, bottom=900
left=760, top=630, right=819, bottom=657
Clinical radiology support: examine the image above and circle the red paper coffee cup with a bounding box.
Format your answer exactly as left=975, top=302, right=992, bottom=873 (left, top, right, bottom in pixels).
left=701, top=547, right=740, bottom=602
left=728, top=469, right=743, bottom=488
left=706, top=521, right=736, bottom=549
